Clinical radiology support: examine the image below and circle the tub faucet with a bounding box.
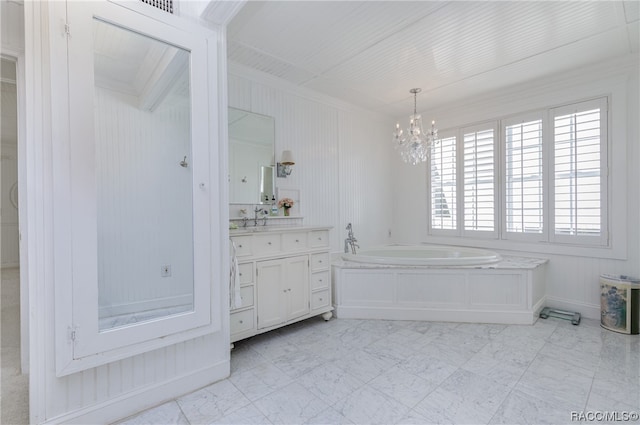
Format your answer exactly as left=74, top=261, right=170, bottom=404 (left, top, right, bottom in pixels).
left=344, top=223, right=359, bottom=254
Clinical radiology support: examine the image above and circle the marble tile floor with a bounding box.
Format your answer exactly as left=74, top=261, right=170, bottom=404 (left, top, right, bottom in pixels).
left=117, top=316, right=639, bottom=425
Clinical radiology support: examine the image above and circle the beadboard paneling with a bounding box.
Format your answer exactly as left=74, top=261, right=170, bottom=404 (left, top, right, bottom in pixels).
left=228, top=71, right=394, bottom=252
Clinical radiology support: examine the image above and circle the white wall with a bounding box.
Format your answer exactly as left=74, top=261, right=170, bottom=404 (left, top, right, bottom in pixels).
left=392, top=57, right=640, bottom=319
left=228, top=65, right=395, bottom=252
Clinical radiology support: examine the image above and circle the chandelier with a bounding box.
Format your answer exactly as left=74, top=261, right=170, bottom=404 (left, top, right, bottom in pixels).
left=392, top=88, right=438, bottom=165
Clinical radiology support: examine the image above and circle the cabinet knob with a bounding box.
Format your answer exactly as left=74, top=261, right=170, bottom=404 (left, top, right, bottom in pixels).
left=239, top=320, right=243, bottom=324
left=238, top=244, right=243, bottom=248
left=268, top=241, right=272, bottom=245
left=239, top=273, right=243, bottom=276
left=319, top=298, right=323, bottom=301
left=319, top=260, right=323, bottom=263
left=295, top=239, right=299, bottom=243
left=319, top=279, right=323, bottom=282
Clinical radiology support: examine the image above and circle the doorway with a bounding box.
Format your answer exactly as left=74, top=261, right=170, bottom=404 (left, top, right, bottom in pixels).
left=1, top=56, right=28, bottom=424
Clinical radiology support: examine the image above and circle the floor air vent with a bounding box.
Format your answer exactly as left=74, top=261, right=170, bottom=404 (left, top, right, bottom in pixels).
left=140, top=0, right=173, bottom=14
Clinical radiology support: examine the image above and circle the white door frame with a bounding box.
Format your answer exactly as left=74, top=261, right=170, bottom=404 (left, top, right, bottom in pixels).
left=0, top=49, right=29, bottom=375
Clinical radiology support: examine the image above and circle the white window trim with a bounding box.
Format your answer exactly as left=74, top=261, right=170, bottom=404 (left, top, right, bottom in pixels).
left=427, top=95, right=617, bottom=258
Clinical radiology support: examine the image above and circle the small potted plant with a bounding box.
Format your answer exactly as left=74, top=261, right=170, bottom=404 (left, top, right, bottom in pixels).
left=278, top=198, right=295, bottom=216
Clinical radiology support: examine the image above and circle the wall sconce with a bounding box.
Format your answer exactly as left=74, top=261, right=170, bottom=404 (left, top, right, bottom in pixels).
left=277, top=150, right=295, bottom=178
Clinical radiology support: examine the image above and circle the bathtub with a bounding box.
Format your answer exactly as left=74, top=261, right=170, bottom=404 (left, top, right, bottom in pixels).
left=342, top=245, right=501, bottom=266
left=333, top=245, right=547, bottom=325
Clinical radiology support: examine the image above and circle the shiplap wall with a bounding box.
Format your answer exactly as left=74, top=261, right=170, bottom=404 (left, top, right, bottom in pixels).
left=392, top=57, right=640, bottom=319
left=228, top=68, right=395, bottom=252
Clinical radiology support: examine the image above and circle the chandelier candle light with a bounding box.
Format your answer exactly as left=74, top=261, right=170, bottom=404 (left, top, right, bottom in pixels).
left=393, top=88, right=438, bottom=165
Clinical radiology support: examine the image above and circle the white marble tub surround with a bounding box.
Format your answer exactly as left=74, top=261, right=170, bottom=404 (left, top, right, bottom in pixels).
left=343, top=244, right=502, bottom=266
left=332, top=254, right=548, bottom=325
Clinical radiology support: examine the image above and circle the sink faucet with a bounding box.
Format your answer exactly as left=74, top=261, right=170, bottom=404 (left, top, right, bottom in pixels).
left=242, top=217, right=249, bottom=228
left=344, top=222, right=359, bottom=254
left=254, top=206, right=266, bottom=226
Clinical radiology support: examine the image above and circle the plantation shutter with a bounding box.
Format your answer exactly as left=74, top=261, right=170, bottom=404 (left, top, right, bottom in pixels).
left=430, top=135, right=457, bottom=231
left=552, top=98, right=607, bottom=244
left=463, top=124, right=497, bottom=236
left=504, top=116, right=544, bottom=237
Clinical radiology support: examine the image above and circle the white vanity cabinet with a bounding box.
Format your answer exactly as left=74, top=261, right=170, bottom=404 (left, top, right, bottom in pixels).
left=230, top=227, right=332, bottom=342
left=256, top=255, right=309, bottom=329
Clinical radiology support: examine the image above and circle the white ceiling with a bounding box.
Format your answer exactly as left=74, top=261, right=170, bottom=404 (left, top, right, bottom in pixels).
left=226, top=1, right=639, bottom=117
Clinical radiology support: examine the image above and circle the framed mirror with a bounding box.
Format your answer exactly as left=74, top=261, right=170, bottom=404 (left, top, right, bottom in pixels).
left=55, top=0, right=215, bottom=375
left=228, top=108, right=275, bottom=204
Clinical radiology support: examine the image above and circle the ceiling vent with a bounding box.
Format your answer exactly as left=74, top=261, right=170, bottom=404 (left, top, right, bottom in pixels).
left=139, top=0, right=173, bottom=14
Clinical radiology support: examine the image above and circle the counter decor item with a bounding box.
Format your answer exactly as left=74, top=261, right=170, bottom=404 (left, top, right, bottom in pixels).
left=278, top=197, right=295, bottom=216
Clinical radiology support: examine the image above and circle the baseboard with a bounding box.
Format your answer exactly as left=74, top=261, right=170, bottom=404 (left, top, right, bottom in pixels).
left=44, top=360, right=230, bottom=425
left=334, top=306, right=538, bottom=325
left=543, top=296, right=600, bottom=320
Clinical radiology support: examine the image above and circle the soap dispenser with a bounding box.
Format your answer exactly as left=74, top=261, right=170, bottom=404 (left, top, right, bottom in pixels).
left=270, top=195, right=278, bottom=216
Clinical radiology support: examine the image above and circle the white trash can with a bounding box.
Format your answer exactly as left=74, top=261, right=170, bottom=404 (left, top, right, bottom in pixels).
left=600, top=274, right=640, bottom=334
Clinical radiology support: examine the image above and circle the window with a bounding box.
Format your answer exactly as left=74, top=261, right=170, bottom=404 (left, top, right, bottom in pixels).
left=430, top=134, right=456, bottom=231
left=504, top=115, right=543, bottom=238
left=427, top=97, right=608, bottom=248
left=551, top=98, right=607, bottom=245
left=462, top=124, right=497, bottom=236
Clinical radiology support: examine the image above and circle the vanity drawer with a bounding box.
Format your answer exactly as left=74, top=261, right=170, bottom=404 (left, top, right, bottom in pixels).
left=311, top=289, right=330, bottom=310
left=239, top=285, right=254, bottom=308
left=311, top=271, right=329, bottom=290
left=253, top=234, right=281, bottom=256
left=310, top=252, right=330, bottom=271
left=282, top=232, right=308, bottom=252
left=309, top=230, right=329, bottom=248
left=230, top=309, right=254, bottom=335
left=232, top=236, right=253, bottom=257
left=237, top=263, right=254, bottom=284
